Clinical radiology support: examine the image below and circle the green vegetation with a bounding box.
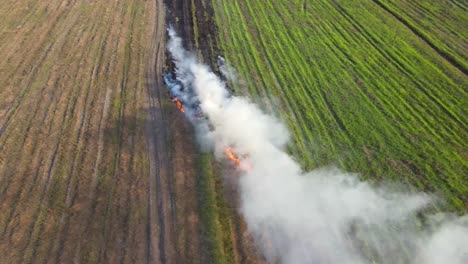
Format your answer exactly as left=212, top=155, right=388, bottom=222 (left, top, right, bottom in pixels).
left=212, top=0, right=467, bottom=211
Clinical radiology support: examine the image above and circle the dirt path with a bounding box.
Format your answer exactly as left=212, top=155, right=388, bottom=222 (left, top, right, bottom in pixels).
left=145, top=0, right=175, bottom=262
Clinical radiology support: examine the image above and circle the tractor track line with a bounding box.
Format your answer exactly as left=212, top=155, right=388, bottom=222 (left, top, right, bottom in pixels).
left=371, top=0, right=467, bottom=75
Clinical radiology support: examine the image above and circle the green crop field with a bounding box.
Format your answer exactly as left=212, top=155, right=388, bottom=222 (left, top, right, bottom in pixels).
left=212, top=0, right=467, bottom=212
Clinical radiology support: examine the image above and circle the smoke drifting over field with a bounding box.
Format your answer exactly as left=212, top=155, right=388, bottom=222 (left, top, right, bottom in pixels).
left=166, top=29, right=468, bottom=264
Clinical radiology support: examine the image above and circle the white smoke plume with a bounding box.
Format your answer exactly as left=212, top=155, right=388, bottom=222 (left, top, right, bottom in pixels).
left=166, top=28, right=468, bottom=264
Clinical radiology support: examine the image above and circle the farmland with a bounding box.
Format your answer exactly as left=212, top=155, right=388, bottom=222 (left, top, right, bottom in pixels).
left=212, top=0, right=467, bottom=212
left=0, top=0, right=466, bottom=263
left=0, top=0, right=164, bottom=262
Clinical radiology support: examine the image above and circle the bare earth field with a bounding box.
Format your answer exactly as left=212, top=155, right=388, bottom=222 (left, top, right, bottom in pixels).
left=0, top=0, right=220, bottom=263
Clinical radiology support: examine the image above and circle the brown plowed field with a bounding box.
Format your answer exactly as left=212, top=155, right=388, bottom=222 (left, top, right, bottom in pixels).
left=0, top=0, right=209, bottom=263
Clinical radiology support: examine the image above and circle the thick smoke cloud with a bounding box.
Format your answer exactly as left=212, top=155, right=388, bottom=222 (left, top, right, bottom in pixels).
left=166, top=28, right=468, bottom=264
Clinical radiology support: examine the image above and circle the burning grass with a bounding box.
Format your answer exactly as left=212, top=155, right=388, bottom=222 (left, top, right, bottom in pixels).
left=224, top=147, right=241, bottom=166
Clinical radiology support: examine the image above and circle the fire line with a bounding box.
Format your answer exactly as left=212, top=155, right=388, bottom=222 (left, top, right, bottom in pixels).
left=225, top=146, right=241, bottom=165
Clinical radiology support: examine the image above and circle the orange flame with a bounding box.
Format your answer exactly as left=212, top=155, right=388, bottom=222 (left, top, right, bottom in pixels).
left=225, top=146, right=241, bottom=166
left=172, top=97, right=185, bottom=112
